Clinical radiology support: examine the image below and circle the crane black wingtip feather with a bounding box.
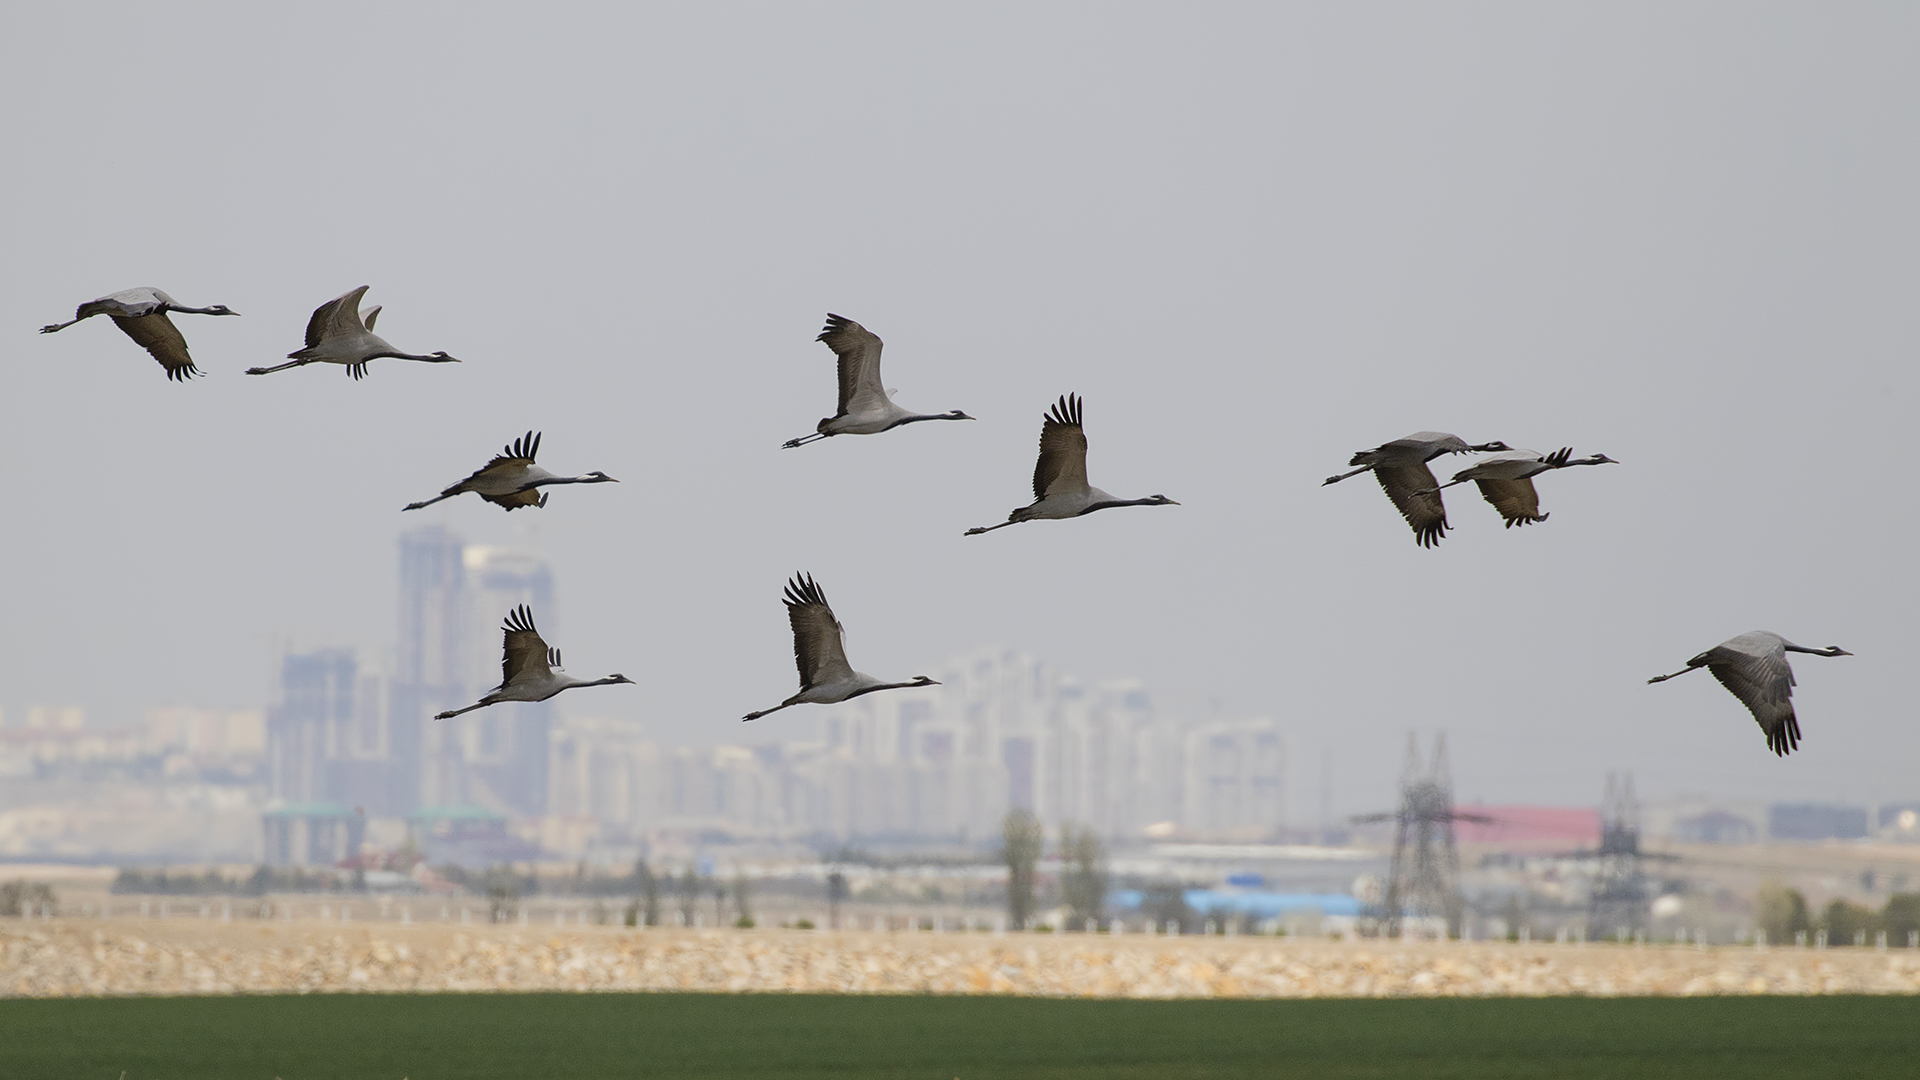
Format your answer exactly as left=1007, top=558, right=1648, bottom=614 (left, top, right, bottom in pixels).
left=816, top=313, right=853, bottom=342
left=1773, top=714, right=1803, bottom=756
left=504, top=603, right=538, bottom=634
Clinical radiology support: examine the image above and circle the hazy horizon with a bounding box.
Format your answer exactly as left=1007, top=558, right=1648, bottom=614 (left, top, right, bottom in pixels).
left=2, top=3, right=1914, bottom=821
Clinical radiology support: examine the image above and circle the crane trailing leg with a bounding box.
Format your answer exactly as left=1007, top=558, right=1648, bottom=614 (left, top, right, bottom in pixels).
left=246, top=358, right=316, bottom=376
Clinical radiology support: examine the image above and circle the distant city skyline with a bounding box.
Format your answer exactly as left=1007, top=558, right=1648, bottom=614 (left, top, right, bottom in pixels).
left=250, top=520, right=1305, bottom=853
left=266, top=526, right=556, bottom=824
left=550, top=646, right=1288, bottom=849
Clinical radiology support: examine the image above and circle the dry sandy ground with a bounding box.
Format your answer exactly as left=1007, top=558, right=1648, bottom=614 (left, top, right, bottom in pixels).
left=6, top=919, right=1920, bottom=998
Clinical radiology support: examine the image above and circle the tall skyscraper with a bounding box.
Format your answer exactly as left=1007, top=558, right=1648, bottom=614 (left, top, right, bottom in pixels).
left=1183, top=717, right=1286, bottom=839
left=387, top=526, right=555, bottom=819
left=266, top=649, right=356, bottom=804
left=391, top=525, right=468, bottom=811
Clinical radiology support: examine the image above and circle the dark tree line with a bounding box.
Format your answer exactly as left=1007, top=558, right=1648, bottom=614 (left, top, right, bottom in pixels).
left=1758, top=884, right=1920, bottom=944
left=1, top=880, right=57, bottom=916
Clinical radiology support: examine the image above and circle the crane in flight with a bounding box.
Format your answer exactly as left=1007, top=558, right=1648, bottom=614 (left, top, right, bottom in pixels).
left=403, top=431, right=617, bottom=511
left=247, top=286, right=457, bottom=379
left=743, top=573, right=938, bottom=720
left=435, top=605, right=633, bottom=719
left=1322, top=432, right=1508, bottom=548
left=964, top=393, right=1177, bottom=535
left=782, top=314, right=972, bottom=447
left=39, top=287, right=238, bottom=382
left=1647, top=631, right=1852, bottom=756
left=1426, top=447, right=1618, bottom=527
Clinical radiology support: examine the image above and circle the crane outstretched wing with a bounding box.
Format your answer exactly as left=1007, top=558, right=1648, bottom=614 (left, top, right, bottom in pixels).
left=1701, top=640, right=1800, bottom=756
left=112, top=313, right=200, bottom=381
left=1350, top=433, right=1444, bottom=467
left=482, top=488, right=549, bottom=511
left=818, top=314, right=887, bottom=418
left=500, top=604, right=554, bottom=689
left=783, top=573, right=853, bottom=690
left=304, top=286, right=371, bottom=348
left=87, top=289, right=167, bottom=320
left=484, top=431, right=542, bottom=470
left=1373, top=462, right=1448, bottom=547
left=1033, top=394, right=1090, bottom=500
left=428, top=432, right=542, bottom=503
left=1474, top=478, right=1545, bottom=527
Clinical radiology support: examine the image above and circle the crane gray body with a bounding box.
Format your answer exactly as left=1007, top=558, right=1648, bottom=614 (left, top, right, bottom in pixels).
left=40, top=286, right=238, bottom=381
left=1648, top=631, right=1852, bottom=756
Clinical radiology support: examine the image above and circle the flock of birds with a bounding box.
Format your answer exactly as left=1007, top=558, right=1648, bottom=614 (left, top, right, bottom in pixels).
left=42, top=286, right=1853, bottom=755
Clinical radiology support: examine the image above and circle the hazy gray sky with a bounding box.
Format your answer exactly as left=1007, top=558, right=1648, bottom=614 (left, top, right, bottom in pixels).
left=2, top=3, right=1913, bottom=817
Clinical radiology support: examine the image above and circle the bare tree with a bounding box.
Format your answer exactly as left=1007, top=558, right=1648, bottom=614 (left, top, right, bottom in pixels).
left=628, top=858, right=660, bottom=927
left=1061, top=824, right=1108, bottom=929
left=1002, top=809, right=1044, bottom=930
left=1756, top=882, right=1811, bottom=944
left=0, top=880, right=56, bottom=917
left=732, top=866, right=754, bottom=928
left=674, top=866, right=702, bottom=926
left=482, top=864, right=520, bottom=923
left=827, top=871, right=848, bottom=930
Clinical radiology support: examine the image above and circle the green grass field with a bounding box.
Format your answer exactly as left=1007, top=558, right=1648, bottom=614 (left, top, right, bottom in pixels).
left=3, top=992, right=1917, bottom=1080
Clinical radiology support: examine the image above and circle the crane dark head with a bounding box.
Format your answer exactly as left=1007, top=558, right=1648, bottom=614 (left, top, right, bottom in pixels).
left=1820, top=647, right=1852, bottom=657
left=1577, top=453, right=1620, bottom=466
left=204, top=304, right=240, bottom=317
left=1142, top=494, right=1180, bottom=506
left=425, top=351, right=460, bottom=363
left=584, top=471, right=619, bottom=483
left=946, top=410, right=976, bottom=421
left=1471, top=441, right=1512, bottom=453
left=910, top=676, right=941, bottom=687
left=606, top=673, right=637, bottom=684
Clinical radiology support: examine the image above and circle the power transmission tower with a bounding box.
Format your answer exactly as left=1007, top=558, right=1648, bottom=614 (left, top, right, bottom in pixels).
left=1353, top=733, right=1490, bottom=939
left=1588, top=772, right=1650, bottom=937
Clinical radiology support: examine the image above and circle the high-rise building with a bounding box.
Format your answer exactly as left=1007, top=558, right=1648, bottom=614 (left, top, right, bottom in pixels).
left=264, top=647, right=389, bottom=813
left=387, top=527, right=555, bottom=819
left=391, top=525, right=469, bottom=811
left=266, top=649, right=356, bottom=804
left=1182, top=717, right=1286, bottom=839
